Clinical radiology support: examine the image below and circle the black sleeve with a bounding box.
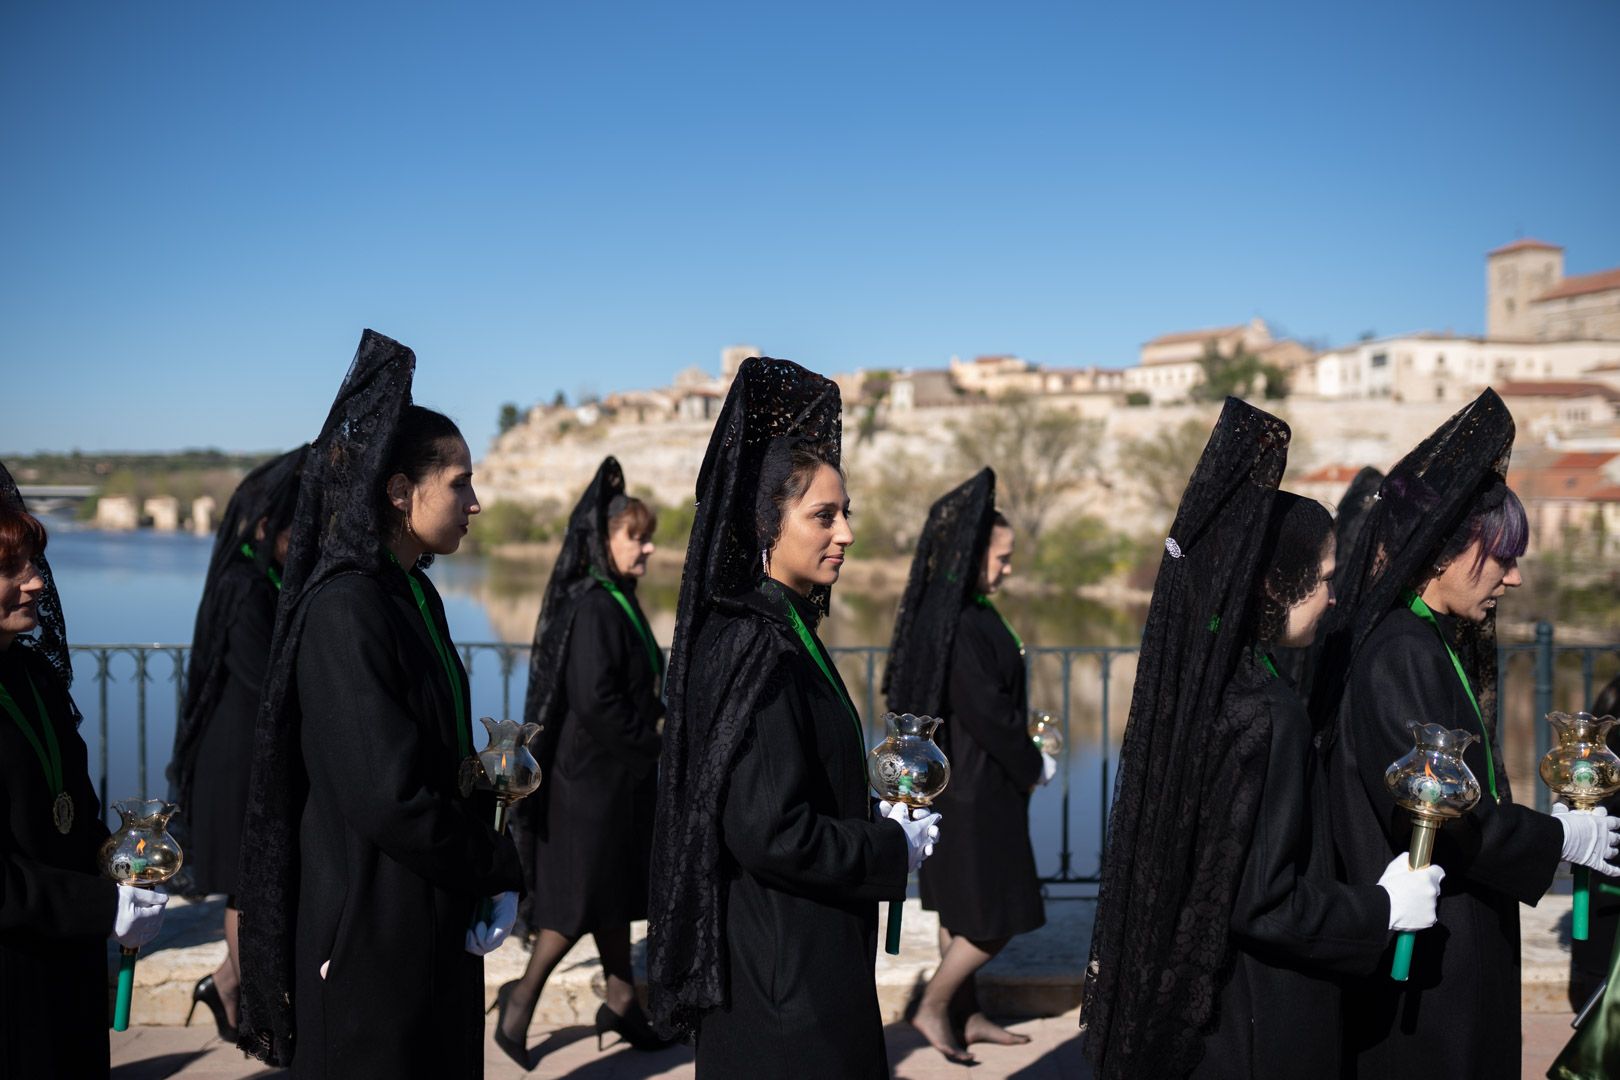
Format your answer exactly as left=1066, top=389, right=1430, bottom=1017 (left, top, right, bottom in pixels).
left=298, top=581, right=521, bottom=897
left=1349, top=631, right=1561, bottom=905
left=948, top=613, right=1043, bottom=789
left=721, top=674, right=909, bottom=904
left=0, top=841, right=118, bottom=939
left=222, top=583, right=276, bottom=698
left=1229, top=692, right=1390, bottom=974
left=565, top=597, right=661, bottom=776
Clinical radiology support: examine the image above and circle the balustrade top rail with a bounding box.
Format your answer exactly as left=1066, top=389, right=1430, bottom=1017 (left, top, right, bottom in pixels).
left=62, top=624, right=1620, bottom=893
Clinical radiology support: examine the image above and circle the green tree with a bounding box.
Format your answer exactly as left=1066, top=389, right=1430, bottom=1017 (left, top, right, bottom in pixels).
left=1191, top=340, right=1289, bottom=402
left=1121, top=417, right=1211, bottom=526
left=497, top=402, right=521, bottom=435
left=1033, top=514, right=1136, bottom=591
left=948, top=395, right=1101, bottom=542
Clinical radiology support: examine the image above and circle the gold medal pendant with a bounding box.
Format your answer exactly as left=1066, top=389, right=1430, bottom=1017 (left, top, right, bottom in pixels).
left=52, top=791, right=74, bottom=835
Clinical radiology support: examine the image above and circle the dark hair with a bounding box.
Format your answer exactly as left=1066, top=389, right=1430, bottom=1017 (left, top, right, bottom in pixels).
left=607, top=494, right=658, bottom=539
left=0, top=504, right=47, bottom=574
left=380, top=406, right=464, bottom=529
left=755, top=439, right=841, bottom=549
left=1434, top=483, right=1528, bottom=581
left=1254, top=494, right=1334, bottom=645
left=990, top=510, right=1011, bottom=531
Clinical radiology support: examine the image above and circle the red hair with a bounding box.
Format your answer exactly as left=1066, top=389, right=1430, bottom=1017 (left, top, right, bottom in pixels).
left=0, top=504, right=48, bottom=573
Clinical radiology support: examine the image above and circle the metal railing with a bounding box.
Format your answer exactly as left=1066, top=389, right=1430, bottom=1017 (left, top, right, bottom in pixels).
left=64, top=624, right=1620, bottom=896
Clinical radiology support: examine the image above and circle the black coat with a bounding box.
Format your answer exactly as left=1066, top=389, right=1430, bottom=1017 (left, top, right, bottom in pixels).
left=187, top=559, right=276, bottom=897
left=524, top=585, right=661, bottom=937
left=918, top=602, right=1044, bottom=940
left=287, top=570, right=522, bottom=1080
left=1323, top=606, right=1562, bottom=1079
left=694, top=585, right=909, bottom=1080
left=1194, top=655, right=1388, bottom=1079
left=0, top=645, right=116, bottom=1076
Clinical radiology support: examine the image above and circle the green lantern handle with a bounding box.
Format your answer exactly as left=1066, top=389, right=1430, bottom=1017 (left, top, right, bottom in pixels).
left=885, top=777, right=919, bottom=955
left=1574, top=865, right=1592, bottom=941
left=1391, top=817, right=1439, bottom=982
left=112, top=946, right=138, bottom=1031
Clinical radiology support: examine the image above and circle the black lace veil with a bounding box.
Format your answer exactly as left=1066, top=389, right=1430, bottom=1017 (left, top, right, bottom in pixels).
left=236, top=330, right=417, bottom=1066
left=169, top=446, right=307, bottom=819
left=1253, top=493, right=1333, bottom=644
left=647, top=357, right=842, bottom=1039
left=1334, top=465, right=1384, bottom=558
left=1310, top=389, right=1515, bottom=741
left=1080, top=398, right=1292, bottom=1077
left=0, top=460, right=72, bottom=689
left=882, top=468, right=997, bottom=717
left=515, top=456, right=626, bottom=836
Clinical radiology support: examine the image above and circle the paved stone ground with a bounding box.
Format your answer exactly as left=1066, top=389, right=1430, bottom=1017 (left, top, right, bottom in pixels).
left=107, top=1006, right=1578, bottom=1078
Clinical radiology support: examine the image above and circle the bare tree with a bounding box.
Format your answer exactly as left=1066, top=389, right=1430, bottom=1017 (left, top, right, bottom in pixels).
left=948, top=395, right=1101, bottom=542
left=1121, top=417, right=1212, bottom=527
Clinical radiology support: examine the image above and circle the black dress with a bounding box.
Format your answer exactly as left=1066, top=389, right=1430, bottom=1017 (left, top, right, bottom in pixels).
left=918, top=601, right=1044, bottom=941
left=288, top=569, right=523, bottom=1080
left=188, top=558, right=276, bottom=898
left=0, top=645, right=117, bottom=1076
left=1194, top=653, right=1389, bottom=1078
left=695, top=584, right=909, bottom=1080
left=1323, top=606, right=1562, bottom=1079
left=526, top=584, right=661, bottom=937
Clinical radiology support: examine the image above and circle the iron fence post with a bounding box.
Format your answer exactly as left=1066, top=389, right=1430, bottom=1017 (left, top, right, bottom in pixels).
left=1533, top=621, right=1554, bottom=814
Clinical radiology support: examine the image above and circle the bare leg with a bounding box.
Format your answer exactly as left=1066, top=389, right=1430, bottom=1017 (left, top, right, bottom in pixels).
left=212, top=906, right=241, bottom=1027
left=591, top=925, right=636, bottom=1016
left=499, top=928, right=578, bottom=1045
left=912, top=927, right=1010, bottom=1063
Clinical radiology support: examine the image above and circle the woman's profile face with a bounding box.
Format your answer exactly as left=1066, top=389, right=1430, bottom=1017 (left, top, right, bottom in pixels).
left=608, top=517, right=655, bottom=578
left=979, top=524, right=1015, bottom=595
left=1426, top=540, right=1523, bottom=623
left=769, top=464, right=854, bottom=596
left=390, top=436, right=480, bottom=557
left=1277, top=535, right=1336, bottom=649
left=0, top=549, right=45, bottom=644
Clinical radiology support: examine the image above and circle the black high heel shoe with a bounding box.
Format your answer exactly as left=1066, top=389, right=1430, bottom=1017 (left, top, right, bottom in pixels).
left=595, top=1000, right=673, bottom=1052
left=488, top=981, right=530, bottom=1070
left=185, top=974, right=237, bottom=1042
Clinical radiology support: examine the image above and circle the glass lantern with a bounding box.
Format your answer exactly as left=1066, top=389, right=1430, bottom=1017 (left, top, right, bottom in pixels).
left=99, top=798, right=184, bottom=1030
left=867, top=713, right=951, bottom=954
left=1539, top=711, right=1620, bottom=940
left=1028, top=710, right=1065, bottom=757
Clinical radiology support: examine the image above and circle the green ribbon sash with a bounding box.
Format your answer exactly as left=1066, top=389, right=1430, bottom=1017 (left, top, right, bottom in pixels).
left=588, top=567, right=663, bottom=683
left=1404, top=591, right=1499, bottom=802
left=770, top=582, right=862, bottom=750
left=389, top=553, right=470, bottom=759
left=239, top=542, right=283, bottom=590
left=0, top=671, right=64, bottom=799
left=1260, top=652, right=1280, bottom=679
left=973, top=593, right=1025, bottom=654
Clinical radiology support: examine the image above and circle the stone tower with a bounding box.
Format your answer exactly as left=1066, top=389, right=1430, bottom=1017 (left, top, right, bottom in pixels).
left=721, top=344, right=759, bottom=381
left=1487, top=238, right=1563, bottom=340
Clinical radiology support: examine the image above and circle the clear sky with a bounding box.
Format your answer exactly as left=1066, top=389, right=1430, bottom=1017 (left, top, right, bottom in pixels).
left=3, top=0, right=1617, bottom=455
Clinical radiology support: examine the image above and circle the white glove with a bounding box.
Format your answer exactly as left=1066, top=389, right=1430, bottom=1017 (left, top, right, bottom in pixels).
left=1376, top=853, right=1445, bottom=931
left=879, top=799, right=941, bottom=873
left=112, top=885, right=169, bottom=949
left=464, top=891, right=519, bottom=956
left=1553, top=803, right=1620, bottom=877
left=1040, top=753, right=1058, bottom=786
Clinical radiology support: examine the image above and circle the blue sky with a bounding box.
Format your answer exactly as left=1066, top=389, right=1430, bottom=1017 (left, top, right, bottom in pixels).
left=3, top=0, right=1617, bottom=454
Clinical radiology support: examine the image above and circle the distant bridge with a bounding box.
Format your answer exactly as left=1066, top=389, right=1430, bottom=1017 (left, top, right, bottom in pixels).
left=16, top=484, right=98, bottom=513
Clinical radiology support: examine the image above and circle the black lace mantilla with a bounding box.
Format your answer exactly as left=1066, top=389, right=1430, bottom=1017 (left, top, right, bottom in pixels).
left=1081, top=398, right=1291, bottom=1077
left=236, top=330, right=417, bottom=1066
left=647, top=356, right=842, bottom=1041
left=883, top=468, right=997, bottom=717
left=1310, top=389, right=1514, bottom=753
left=0, top=460, right=73, bottom=691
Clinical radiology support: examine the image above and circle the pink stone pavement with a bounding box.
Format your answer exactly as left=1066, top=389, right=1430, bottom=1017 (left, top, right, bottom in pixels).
left=109, top=1007, right=1579, bottom=1079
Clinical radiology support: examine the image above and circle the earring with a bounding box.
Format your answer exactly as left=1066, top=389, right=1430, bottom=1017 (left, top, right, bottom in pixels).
left=761, top=547, right=770, bottom=576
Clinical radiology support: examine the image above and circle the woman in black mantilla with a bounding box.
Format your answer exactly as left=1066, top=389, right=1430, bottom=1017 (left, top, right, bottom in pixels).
left=168, top=445, right=305, bottom=1040
left=882, top=468, right=1049, bottom=1063
left=647, top=357, right=940, bottom=1079
left=235, top=331, right=523, bottom=1077
left=1312, top=388, right=1620, bottom=1079
left=1080, top=400, right=1443, bottom=1079
left=0, top=463, right=168, bottom=1074
left=496, top=456, right=669, bottom=1064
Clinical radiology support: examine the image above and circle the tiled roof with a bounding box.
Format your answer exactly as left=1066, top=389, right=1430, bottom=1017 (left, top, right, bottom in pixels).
left=1535, top=267, right=1620, bottom=303
left=1495, top=381, right=1620, bottom=400
left=1489, top=238, right=1564, bottom=256
left=1144, top=325, right=1246, bottom=347
left=1300, top=464, right=1363, bottom=483
left=1549, top=452, right=1620, bottom=470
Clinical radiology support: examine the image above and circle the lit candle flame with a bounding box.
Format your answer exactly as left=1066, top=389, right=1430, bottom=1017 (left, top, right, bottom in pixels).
left=500, top=752, right=508, bottom=773
left=135, top=838, right=146, bottom=855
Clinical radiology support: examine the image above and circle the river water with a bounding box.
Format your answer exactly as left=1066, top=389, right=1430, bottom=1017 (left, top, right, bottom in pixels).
left=42, top=520, right=1135, bottom=889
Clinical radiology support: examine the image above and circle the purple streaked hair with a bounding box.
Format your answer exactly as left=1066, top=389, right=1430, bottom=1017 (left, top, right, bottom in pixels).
left=1437, top=482, right=1528, bottom=578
